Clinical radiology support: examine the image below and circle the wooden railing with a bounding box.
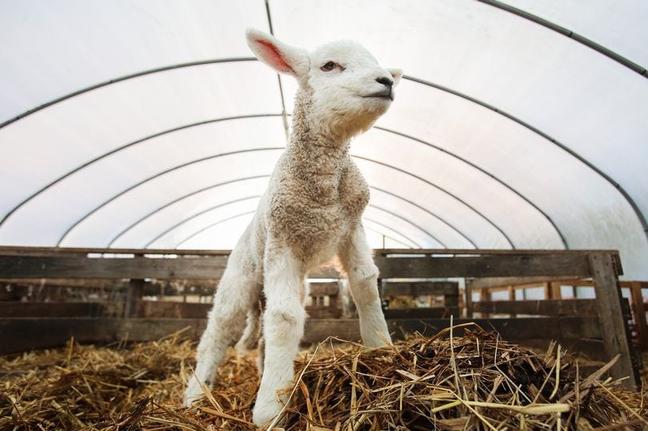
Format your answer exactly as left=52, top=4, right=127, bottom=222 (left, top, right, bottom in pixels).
left=0, top=246, right=640, bottom=389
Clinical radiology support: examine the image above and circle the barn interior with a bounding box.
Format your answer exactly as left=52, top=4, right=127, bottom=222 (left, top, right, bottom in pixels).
left=1, top=1, right=647, bottom=429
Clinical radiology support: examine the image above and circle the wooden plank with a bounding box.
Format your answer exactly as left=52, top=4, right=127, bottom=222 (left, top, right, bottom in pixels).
left=1, top=316, right=602, bottom=355
left=0, top=279, right=131, bottom=287
left=468, top=277, right=590, bottom=291
left=308, top=267, right=341, bottom=279
left=380, top=281, right=458, bottom=297
left=137, top=301, right=211, bottom=319
left=308, top=282, right=339, bottom=296
left=305, top=306, right=342, bottom=319
left=303, top=316, right=601, bottom=345
left=376, top=248, right=620, bottom=256
left=0, top=302, right=104, bottom=318
left=629, top=282, right=648, bottom=349
left=473, top=299, right=598, bottom=317
left=0, top=255, right=228, bottom=279
left=588, top=253, right=639, bottom=390
left=0, top=245, right=231, bottom=256
left=0, top=317, right=208, bottom=354
left=374, top=253, right=592, bottom=278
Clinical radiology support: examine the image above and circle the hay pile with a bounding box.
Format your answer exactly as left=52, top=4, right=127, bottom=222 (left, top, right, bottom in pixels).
left=1, top=323, right=646, bottom=430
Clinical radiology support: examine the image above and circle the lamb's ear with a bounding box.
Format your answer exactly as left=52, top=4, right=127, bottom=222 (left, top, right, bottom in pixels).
left=387, top=68, right=402, bottom=87
left=246, top=28, right=309, bottom=78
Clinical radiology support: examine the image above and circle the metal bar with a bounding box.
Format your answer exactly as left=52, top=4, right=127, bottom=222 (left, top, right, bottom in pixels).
left=369, top=185, right=477, bottom=248
left=55, top=147, right=285, bottom=246
left=56, top=149, right=512, bottom=249
left=0, top=114, right=283, bottom=229
left=354, top=155, right=516, bottom=248
left=107, top=177, right=472, bottom=249
left=174, top=210, right=258, bottom=248
left=0, top=57, right=257, bottom=130
left=367, top=204, right=447, bottom=248
left=1, top=55, right=643, bottom=242
left=362, top=225, right=415, bottom=249
left=108, top=175, right=272, bottom=247
left=477, top=0, right=647, bottom=77
left=375, top=126, right=568, bottom=248
left=264, top=0, right=290, bottom=143
left=402, top=74, right=648, bottom=241
left=145, top=195, right=261, bottom=248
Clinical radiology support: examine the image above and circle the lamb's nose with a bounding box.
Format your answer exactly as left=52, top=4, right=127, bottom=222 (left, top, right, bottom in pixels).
left=376, top=76, right=393, bottom=88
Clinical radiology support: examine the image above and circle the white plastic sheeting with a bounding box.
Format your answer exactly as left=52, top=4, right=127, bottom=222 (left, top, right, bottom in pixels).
left=1, top=1, right=647, bottom=278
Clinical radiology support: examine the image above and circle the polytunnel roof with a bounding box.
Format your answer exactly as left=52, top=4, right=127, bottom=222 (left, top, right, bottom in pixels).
left=1, top=0, right=647, bottom=278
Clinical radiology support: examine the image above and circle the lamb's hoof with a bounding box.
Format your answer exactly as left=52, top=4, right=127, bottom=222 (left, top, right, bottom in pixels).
left=183, top=379, right=205, bottom=408
left=252, top=396, right=283, bottom=428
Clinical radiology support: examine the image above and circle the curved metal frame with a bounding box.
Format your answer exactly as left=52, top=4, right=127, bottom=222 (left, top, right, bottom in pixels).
left=54, top=146, right=514, bottom=248
left=108, top=174, right=477, bottom=248
left=0, top=57, right=257, bottom=129
left=477, top=0, right=647, bottom=77
left=374, top=126, right=567, bottom=248
left=148, top=196, right=445, bottom=249
left=401, top=74, right=648, bottom=239
left=369, top=186, right=476, bottom=247
left=145, top=195, right=261, bottom=247
left=108, top=174, right=272, bottom=247
left=56, top=147, right=284, bottom=245
left=173, top=210, right=424, bottom=249
left=1, top=55, right=643, bottom=244
left=2, top=112, right=564, bottom=249
left=362, top=225, right=415, bottom=249
left=0, top=113, right=283, bottom=228
left=175, top=210, right=257, bottom=248
left=353, top=155, right=515, bottom=248
left=366, top=204, right=446, bottom=248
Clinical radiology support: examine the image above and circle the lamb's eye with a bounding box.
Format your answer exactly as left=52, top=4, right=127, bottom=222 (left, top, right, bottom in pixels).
left=320, top=61, right=338, bottom=72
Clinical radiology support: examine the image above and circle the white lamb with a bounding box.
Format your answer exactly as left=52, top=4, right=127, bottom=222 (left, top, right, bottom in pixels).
left=184, top=28, right=401, bottom=427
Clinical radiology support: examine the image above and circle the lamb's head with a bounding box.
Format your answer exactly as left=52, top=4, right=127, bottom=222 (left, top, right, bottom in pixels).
left=246, top=29, right=401, bottom=139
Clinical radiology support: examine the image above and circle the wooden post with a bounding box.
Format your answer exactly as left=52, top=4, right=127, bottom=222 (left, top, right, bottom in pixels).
left=507, top=285, right=516, bottom=318
left=445, top=290, right=459, bottom=318
left=465, top=279, right=473, bottom=318
left=480, top=287, right=491, bottom=318
left=550, top=282, right=562, bottom=299
left=588, top=253, right=639, bottom=389
left=629, top=282, right=648, bottom=349
left=124, top=278, right=144, bottom=318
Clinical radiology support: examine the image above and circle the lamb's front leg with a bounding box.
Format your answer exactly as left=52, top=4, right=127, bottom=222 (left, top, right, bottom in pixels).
left=339, top=224, right=391, bottom=347
left=252, top=249, right=306, bottom=427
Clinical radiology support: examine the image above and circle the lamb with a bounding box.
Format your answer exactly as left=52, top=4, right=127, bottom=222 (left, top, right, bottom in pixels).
left=184, top=28, right=402, bottom=427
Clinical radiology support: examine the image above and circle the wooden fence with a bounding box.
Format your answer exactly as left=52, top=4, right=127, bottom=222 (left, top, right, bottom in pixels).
left=0, top=246, right=641, bottom=389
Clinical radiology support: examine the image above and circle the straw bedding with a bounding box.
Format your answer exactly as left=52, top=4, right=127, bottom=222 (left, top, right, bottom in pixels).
left=1, top=323, right=646, bottom=430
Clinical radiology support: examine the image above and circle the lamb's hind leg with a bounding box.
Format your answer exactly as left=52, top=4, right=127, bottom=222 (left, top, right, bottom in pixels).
left=183, top=260, right=257, bottom=407
left=252, top=248, right=305, bottom=427
left=339, top=224, right=391, bottom=347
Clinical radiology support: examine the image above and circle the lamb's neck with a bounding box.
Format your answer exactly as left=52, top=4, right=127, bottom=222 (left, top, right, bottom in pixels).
left=286, top=93, right=350, bottom=178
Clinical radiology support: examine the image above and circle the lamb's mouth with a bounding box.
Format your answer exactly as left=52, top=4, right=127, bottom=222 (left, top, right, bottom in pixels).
left=363, top=90, right=393, bottom=101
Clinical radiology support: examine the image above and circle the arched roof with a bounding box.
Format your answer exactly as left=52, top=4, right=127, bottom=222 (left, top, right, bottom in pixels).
left=1, top=0, right=647, bottom=278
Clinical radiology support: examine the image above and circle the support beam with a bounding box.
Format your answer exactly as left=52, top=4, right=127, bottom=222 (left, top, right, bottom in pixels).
left=0, top=317, right=602, bottom=357
left=0, top=255, right=228, bottom=279
left=588, top=253, right=639, bottom=389
left=629, top=281, right=648, bottom=349
left=374, top=253, right=592, bottom=278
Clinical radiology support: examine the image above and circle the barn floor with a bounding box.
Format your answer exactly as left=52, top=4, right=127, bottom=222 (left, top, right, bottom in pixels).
left=0, top=325, right=646, bottom=431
